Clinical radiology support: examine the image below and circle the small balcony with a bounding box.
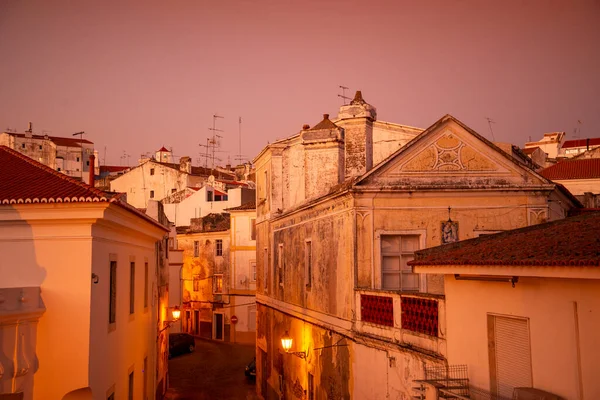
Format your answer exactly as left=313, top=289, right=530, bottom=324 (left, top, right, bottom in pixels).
left=355, top=289, right=446, bottom=357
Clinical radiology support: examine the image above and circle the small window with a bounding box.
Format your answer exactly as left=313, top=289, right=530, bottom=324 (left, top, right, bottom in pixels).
left=150, top=168, right=155, bottom=176
left=214, top=274, right=223, bottom=293
left=305, top=240, right=312, bottom=289
left=39, top=145, right=42, bottom=150
left=128, top=371, right=134, bottom=400
left=86, top=160, right=90, bottom=166
left=129, top=262, right=135, bottom=314
left=216, top=239, right=223, bottom=256
left=77, top=157, right=80, bottom=162
left=193, top=274, right=200, bottom=291
left=58, top=168, right=61, bottom=172
left=171, top=188, right=176, bottom=193
left=263, top=248, right=268, bottom=292
left=144, top=262, right=149, bottom=308
left=193, top=240, right=199, bottom=257
left=207, top=191, right=213, bottom=202
left=150, top=190, right=154, bottom=199
left=215, top=194, right=222, bottom=201
left=250, top=219, right=256, bottom=240
left=278, top=243, right=284, bottom=287
left=21, top=143, right=25, bottom=148
left=109, top=261, right=117, bottom=324
left=251, top=261, right=257, bottom=282
left=143, top=357, right=148, bottom=400
left=381, top=234, right=420, bottom=291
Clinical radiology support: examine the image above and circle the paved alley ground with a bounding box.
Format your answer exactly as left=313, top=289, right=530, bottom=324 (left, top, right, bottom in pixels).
left=166, top=338, right=258, bottom=400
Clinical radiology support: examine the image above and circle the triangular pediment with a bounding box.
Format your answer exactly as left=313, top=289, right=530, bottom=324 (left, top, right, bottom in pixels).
left=356, top=115, right=552, bottom=189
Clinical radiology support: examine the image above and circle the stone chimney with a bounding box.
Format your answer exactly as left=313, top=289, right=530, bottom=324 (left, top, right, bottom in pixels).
left=25, top=122, right=33, bottom=138
left=179, top=156, right=192, bottom=174
left=337, top=91, right=377, bottom=178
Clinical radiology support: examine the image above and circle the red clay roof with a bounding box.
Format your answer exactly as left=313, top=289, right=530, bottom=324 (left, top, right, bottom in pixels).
left=100, top=165, right=129, bottom=173
left=0, top=146, right=168, bottom=231
left=0, top=145, right=109, bottom=203
left=225, top=200, right=256, bottom=211
left=6, top=132, right=94, bottom=146
left=522, top=147, right=539, bottom=154
left=540, top=158, right=600, bottom=180
left=562, top=138, right=600, bottom=149
left=157, top=146, right=170, bottom=152
left=410, top=212, right=600, bottom=267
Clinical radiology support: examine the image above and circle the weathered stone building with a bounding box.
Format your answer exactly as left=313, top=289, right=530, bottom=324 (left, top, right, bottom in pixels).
left=177, top=213, right=232, bottom=341
left=253, top=92, right=579, bottom=399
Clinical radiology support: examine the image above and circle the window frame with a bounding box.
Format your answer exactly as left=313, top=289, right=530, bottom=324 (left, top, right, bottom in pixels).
left=144, top=262, right=149, bottom=309
left=193, top=274, right=200, bottom=292
left=213, top=274, right=223, bottom=294
left=375, top=230, right=427, bottom=292
left=109, top=260, right=117, bottom=324
left=216, top=239, right=223, bottom=257
left=278, top=243, right=284, bottom=287
left=149, top=190, right=154, bottom=199
left=193, top=240, right=199, bottom=257
left=129, top=261, right=135, bottom=314
left=250, top=218, right=256, bottom=241
left=305, top=239, right=312, bottom=290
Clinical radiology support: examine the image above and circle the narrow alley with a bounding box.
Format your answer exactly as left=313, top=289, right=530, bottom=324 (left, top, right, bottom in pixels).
left=166, top=338, right=257, bottom=400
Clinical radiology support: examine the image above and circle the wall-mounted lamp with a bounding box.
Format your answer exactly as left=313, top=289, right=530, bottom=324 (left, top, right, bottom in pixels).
left=91, top=273, right=99, bottom=284
left=281, top=331, right=306, bottom=359
left=159, top=306, right=181, bottom=333
left=454, top=274, right=518, bottom=288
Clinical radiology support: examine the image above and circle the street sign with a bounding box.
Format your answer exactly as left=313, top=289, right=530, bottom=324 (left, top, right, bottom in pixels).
left=231, top=315, right=238, bottom=324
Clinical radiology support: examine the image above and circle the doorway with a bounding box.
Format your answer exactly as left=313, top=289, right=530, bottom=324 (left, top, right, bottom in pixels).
left=214, top=313, right=224, bottom=340
left=194, top=310, right=200, bottom=335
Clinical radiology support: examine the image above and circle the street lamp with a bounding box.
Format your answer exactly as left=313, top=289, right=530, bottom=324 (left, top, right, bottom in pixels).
left=159, top=306, right=181, bottom=333
left=281, top=331, right=306, bottom=359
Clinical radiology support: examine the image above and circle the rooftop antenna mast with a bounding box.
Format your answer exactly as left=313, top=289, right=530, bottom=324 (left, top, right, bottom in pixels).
left=572, top=119, right=582, bottom=139
left=485, top=117, right=496, bottom=141
left=338, top=85, right=351, bottom=105
left=234, top=116, right=245, bottom=165
left=199, top=138, right=211, bottom=169
left=208, top=114, right=224, bottom=169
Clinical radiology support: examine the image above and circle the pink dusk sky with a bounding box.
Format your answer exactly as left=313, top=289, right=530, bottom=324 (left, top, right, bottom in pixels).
left=1, top=0, right=599, bottom=166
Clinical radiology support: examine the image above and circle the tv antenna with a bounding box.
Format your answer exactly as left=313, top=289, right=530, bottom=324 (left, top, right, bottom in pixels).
left=572, top=119, right=582, bottom=139
left=338, top=85, right=351, bottom=105
left=207, top=114, right=224, bottom=169
left=485, top=117, right=496, bottom=141
left=234, top=116, right=246, bottom=165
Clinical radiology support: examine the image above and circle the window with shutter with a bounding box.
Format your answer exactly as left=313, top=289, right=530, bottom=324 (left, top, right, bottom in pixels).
left=488, top=315, right=532, bottom=398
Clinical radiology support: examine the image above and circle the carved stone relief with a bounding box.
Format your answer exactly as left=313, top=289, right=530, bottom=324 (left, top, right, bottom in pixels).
left=400, top=132, right=498, bottom=172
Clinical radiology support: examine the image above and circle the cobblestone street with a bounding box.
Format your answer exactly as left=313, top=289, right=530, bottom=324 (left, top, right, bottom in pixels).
left=166, top=338, right=258, bottom=400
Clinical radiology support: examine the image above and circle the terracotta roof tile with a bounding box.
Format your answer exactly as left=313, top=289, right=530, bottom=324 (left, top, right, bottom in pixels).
left=6, top=132, right=93, bottom=146
left=0, top=145, right=109, bottom=204
left=410, top=212, right=600, bottom=267
left=522, top=147, right=539, bottom=154
left=100, top=165, right=129, bottom=173
left=540, top=158, right=600, bottom=180
left=157, top=146, right=170, bottom=152
left=562, top=138, right=600, bottom=149
left=225, top=200, right=256, bottom=211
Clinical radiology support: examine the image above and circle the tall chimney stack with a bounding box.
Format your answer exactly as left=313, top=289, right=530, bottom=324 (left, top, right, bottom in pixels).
left=89, top=154, right=96, bottom=187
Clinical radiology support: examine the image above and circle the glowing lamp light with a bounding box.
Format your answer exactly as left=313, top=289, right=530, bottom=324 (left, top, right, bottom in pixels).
left=281, top=331, right=293, bottom=352
left=172, top=306, right=181, bottom=321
